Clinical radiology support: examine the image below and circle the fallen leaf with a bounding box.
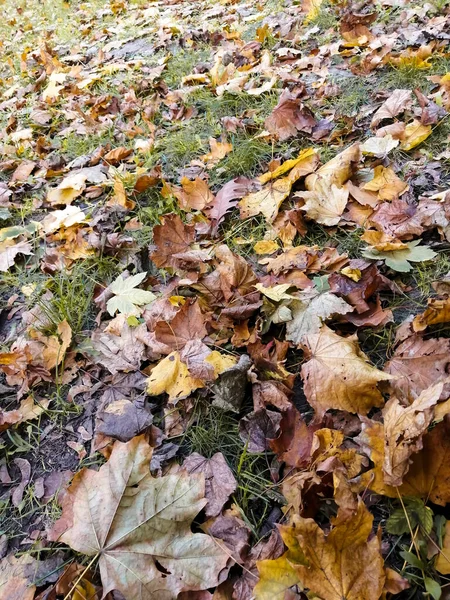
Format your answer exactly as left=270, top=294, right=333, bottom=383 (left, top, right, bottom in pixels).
left=151, top=214, right=195, bottom=270
left=362, top=166, right=408, bottom=200
left=361, top=135, right=399, bottom=157
left=436, top=520, right=450, bottom=574
left=0, top=553, right=37, bottom=600
left=265, top=89, right=316, bottom=140
left=103, top=146, right=133, bottom=164
left=184, top=452, right=237, bottom=517
left=255, top=498, right=385, bottom=600
left=0, top=395, right=50, bottom=432
left=383, top=382, right=443, bottom=486
left=49, top=436, right=229, bottom=599
left=107, top=272, right=156, bottom=316
left=400, top=119, right=432, bottom=150
left=413, top=297, right=450, bottom=332
left=362, top=240, right=437, bottom=272
left=285, top=289, right=353, bottom=343
left=0, top=239, right=33, bottom=272
left=355, top=418, right=450, bottom=505
left=154, top=299, right=207, bottom=350
left=384, top=336, right=450, bottom=401
left=201, top=138, right=232, bottom=166
left=300, top=325, right=392, bottom=418
left=174, top=177, right=214, bottom=211
left=371, top=89, right=412, bottom=127
left=146, top=351, right=204, bottom=401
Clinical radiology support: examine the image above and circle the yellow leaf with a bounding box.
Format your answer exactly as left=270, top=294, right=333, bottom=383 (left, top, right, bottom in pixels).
left=239, top=177, right=292, bottom=222
left=258, top=148, right=317, bottom=184
left=300, top=326, right=392, bottom=418
left=341, top=266, right=361, bottom=281
left=205, top=351, right=237, bottom=377
left=146, top=351, right=204, bottom=401
left=253, top=240, right=279, bottom=255
left=400, top=119, right=432, bottom=151
left=436, top=520, right=450, bottom=574
left=362, top=166, right=408, bottom=200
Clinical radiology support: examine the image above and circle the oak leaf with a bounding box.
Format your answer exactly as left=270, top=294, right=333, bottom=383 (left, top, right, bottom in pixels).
left=300, top=326, right=392, bottom=418
left=49, top=436, right=229, bottom=599
left=382, top=382, right=443, bottom=486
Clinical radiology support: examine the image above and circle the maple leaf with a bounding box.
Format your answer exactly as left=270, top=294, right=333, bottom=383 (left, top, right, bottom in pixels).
left=49, top=436, right=229, bottom=599
left=285, top=289, right=353, bottom=343
left=151, top=214, right=195, bottom=270
left=0, top=553, right=37, bottom=600
left=255, top=498, right=385, bottom=600
left=382, top=382, right=443, bottom=486
left=154, top=299, right=207, bottom=350
left=173, top=177, right=214, bottom=211
left=107, top=272, right=156, bottom=316
left=0, top=239, right=33, bottom=272
left=0, top=395, right=50, bottom=432
left=355, top=418, right=450, bottom=505
left=146, top=351, right=205, bottom=401
left=362, top=240, right=436, bottom=272
left=300, top=326, right=392, bottom=418
left=413, top=297, right=450, bottom=332
left=264, top=89, right=316, bottom=140
left=400, top=119, right=432, bottom=150
left=371, top=89, right=412, bottom=127
left=384, top=335, right=450, bottom=401
left=362, top=165, right=408, bottom=200
left=297, top=144, right=360, bottom=225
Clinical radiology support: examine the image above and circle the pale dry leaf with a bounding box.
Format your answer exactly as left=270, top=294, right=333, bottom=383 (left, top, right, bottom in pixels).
left=49, top=436, right=229, bottom=599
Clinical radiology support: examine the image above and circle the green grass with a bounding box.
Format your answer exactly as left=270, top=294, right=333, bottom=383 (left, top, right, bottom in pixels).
left=323, top=76, right=373, bottom=116
left=183, top=404, right=282, bottom=535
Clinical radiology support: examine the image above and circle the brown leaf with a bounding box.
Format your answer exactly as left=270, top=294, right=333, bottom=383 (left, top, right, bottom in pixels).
left=103, top=146, right=133, bottom=165
left=0, top=395, right=50, bottom=433
left=204, top=177, right=254, bottom=226
left=154, top=299, right=207, bottom=350
left=0, top=553, right=37, bottom=600
left=184, top=452, right=237, bottom=517
left=355, top=418, right=450, bottom=505
left=0, top=239, right=33, bottom=272
left=151, top=214, right=195, bottom=270
left=382, top=382, right=443, bottom=486
left=300, top=325, right=392, bottom=418
left=96, top=397, right=153, bottom=442
left=174, top=177, right=214, bottom=211
left=265, top=89, right=316, bottom=141
left=269, top=405, right=318, bottom=469
left=49, top=436, right=229, bottom=599
left=255, top=498, right=385, bottom=600
left=384, top=335, right=450, bottom=401
left=413, top=297, right=450, bottom=332
left=239, top=409, right=282, bottom=453
left=371, top=89, right=412, bottom=127
left=10, top=160, right=36, bottom=183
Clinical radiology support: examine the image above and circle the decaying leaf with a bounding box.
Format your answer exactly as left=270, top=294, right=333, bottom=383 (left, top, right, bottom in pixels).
left=0, top=553, right=37, bottom=600
left=382, top=382, right=443, bottom=486
left=49, top=436, right=229, bottom=599
left=300, top=326, right=392, bottom=418
left=255, top=497, right=385, bottom=600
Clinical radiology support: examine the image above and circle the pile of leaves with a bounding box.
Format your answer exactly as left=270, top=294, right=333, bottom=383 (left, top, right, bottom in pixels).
left=1, top=0, right=450, bottom=597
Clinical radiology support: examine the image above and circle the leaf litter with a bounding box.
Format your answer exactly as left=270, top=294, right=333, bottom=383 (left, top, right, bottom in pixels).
left=1, top=0, right=450, bottom=598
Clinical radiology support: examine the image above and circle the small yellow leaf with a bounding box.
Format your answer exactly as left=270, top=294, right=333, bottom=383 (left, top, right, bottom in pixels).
left=146, top=352, right=204, bottom=401
left=253, top=240, right=279, bottom=255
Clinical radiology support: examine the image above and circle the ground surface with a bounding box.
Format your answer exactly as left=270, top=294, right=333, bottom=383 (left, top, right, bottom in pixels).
left=1, top=0, right=450, bottom=598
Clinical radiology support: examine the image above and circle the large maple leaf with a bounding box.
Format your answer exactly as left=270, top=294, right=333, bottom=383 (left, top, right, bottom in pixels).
left=49, top=436, right=229, bottom=599
left=300, top=326, right=392, bottom=418
left=255, top=499, right=385, bottom=600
